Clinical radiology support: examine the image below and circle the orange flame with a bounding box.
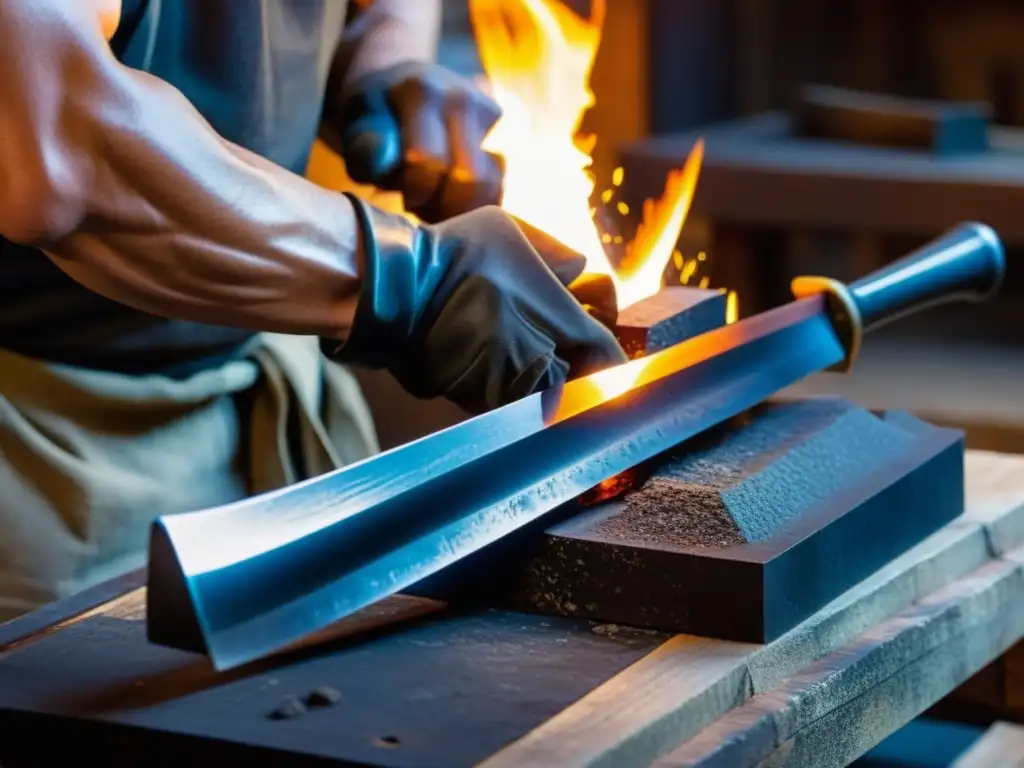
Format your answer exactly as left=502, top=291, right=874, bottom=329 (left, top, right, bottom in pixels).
left=470, top=0, right=705, bottom=309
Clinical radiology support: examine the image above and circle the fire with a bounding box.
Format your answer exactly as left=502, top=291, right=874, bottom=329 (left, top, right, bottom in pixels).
left=470, top=0, right=707, bottom=310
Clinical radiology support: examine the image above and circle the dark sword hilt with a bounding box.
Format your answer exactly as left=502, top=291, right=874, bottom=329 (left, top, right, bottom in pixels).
left=792, top=222, right=1005, bottom=371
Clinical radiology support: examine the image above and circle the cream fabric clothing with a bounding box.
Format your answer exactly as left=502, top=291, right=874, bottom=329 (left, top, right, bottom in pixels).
left=0, top=334, right=378, bottom=622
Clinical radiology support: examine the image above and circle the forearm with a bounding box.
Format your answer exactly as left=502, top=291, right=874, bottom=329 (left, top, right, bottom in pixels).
left=0, top=5, right=364, bottom=339
left=53, top=66, right=363, bottom=337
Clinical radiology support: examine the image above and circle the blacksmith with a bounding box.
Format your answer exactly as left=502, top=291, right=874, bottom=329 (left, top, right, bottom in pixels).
left=0, top=0, right=625, bottom=621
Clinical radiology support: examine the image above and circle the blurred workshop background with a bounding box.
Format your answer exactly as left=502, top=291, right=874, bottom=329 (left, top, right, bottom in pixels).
left=335, top=0, right=1024, bottom=464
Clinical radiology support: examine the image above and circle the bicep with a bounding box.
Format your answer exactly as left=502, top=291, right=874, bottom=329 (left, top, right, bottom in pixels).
left=0, top=0, right=123, bottom=243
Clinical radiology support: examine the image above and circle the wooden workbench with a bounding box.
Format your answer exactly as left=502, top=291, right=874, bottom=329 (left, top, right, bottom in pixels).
left=2, top=449, right=1024, bottom=767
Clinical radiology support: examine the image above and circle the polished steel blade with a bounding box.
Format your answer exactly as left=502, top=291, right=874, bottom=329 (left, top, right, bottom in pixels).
left=148, top=295, right=844, bottom=670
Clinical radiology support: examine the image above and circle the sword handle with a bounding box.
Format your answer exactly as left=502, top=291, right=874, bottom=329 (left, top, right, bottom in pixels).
left=792, top=222, right=1005, bottom=370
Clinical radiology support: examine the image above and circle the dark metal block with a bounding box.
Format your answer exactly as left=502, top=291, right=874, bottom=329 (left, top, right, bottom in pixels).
left=411, top=398, right=965, bottom=643
left=613, top=286, right=727, bottom=358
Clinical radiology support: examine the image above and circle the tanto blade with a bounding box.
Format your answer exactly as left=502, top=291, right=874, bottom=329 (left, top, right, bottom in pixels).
left=147, top=222, right=1004, bottom=671
left=148, top=298, right=843, bottom=670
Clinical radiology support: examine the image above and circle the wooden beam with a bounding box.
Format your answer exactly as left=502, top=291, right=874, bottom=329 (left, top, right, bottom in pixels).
left=952, top=721, right=1024, bottom=767
left=479, top=451, right=1024, bottom=767
left=0, top=568, right=147, bottom=653
left=956, top=450, right=1024, bottom=556
left=658, top=554, right=1024, bottom=767
left=480, top=635, right=757, bottom=768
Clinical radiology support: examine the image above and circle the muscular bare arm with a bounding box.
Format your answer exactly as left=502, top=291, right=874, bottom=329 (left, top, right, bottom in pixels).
left=0, top=0, right=363, bottom=338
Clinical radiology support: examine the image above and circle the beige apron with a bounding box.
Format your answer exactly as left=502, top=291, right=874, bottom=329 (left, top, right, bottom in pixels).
left=0, top=334, right=379, bottom=623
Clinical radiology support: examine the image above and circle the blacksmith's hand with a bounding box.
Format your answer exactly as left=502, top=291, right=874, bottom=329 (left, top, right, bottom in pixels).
left=327, top=61, right=503, bottom=224
left=321, top=195, right=627, bottom=414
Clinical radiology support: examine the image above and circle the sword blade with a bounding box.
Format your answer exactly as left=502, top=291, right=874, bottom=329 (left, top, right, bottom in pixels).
left=148, top=295, right=843, bottom=670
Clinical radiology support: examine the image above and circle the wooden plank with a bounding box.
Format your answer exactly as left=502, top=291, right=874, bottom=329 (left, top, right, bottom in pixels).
left=655, top=556, right=1024, bottom=767
left=960, top=450, right=1024, bottom=556
left=985, top=550, right=1024, bottom=716
left=477, top=451, right=1019, bottom=767
left=916, top=447, right=1024, bottom=738
left=952, top=721, right=1024, bottom=768
left=479, top=636, right=756, bottom=768
left=747, top=522, right=988, bottom=695
left=482, top=523, right=987, bottom=768
left=0, top=567, right=147, bottom=653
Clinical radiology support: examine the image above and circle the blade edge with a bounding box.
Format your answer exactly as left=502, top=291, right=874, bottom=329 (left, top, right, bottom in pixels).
left=194, top=311, right=844, bottom=669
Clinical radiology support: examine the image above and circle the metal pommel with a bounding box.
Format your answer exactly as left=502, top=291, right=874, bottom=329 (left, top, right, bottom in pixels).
left=961, top=222, right=1007, bottom=301
left=791, top=221, right=1006, bottom=372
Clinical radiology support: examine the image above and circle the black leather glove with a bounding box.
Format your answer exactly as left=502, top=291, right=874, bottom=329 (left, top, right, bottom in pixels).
left=323, top=194, right=628, bottom=414
left=323, top=61, right=503, bottom=223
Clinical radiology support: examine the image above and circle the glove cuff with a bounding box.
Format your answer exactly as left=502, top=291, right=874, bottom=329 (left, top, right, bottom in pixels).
left=321, top=193, right=429, bottom=369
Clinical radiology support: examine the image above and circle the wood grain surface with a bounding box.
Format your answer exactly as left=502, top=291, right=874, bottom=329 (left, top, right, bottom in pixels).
left=2, top=451, right=1023, bottom=767
left=482, top=450, right=1024, bottom=767
left=952, top=721, right=1024, bottom=767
